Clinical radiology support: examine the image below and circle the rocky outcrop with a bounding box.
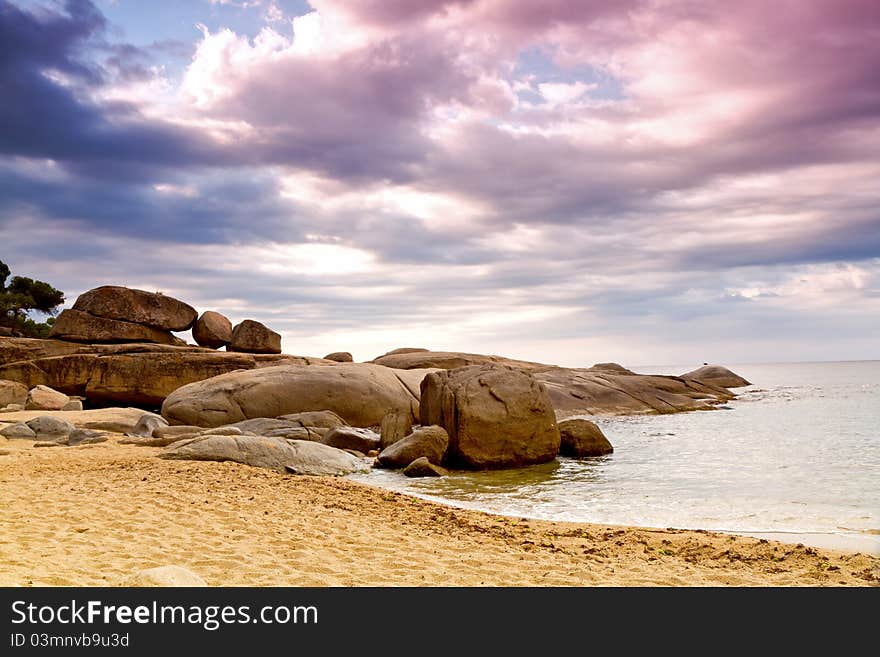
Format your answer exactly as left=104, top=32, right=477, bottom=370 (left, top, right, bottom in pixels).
left=321, top=427, right=381, bottom=453
left=0, top=339, right=328, bottom=407
left=323, top=351, right=353, bottom=362
left=159, top=434, right=368, bottom=476
left=373, top=350, right=546, bottom=371
left=24, top=384, right=69, bottom=411
left=0, top=380, right=28, bottom=408
left=72, top=286, right=197, bottom=331
left=228, top=320, right=281, bottom=354
left=557, top=418, right=613, bottom=457
left=49, top=309, right=181, bottom=345
left=681, top=365, right=751, bottom=388
left=192, top=311, right=233, bottom=349
left=368, top=350, right=743, bottom=418
left=376, top=425, right=449, bottom=468
left=161, top=363, right=437, bottom=428
left=403, top=457, right=448, bottom=477
left=533, top=368, right=734, bottom=417
left=420, top=365, right=560, bottom=469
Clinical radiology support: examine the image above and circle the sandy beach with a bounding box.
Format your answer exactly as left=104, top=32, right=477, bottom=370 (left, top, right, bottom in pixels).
left=1, top=433, right=876, bottom=587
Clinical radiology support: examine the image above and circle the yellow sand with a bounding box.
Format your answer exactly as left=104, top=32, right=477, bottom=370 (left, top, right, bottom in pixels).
left=0, top=436, right=877, bottom=587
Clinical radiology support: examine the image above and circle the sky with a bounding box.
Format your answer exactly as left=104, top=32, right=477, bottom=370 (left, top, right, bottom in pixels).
left=1, top=0, right=878, bottom=367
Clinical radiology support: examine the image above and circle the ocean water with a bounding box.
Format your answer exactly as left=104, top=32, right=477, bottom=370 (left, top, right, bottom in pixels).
left=351, top=361, right=880, bottom=555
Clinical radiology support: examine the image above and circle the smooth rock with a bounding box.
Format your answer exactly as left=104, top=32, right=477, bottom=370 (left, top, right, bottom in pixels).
left=61, top=400, right=83, bottom=411
left=199, top=426, right=243, bottom=436
left=380, top=409, right=413, bottom=449
left=266, top=427, right=326, bottom=441
left=25, top=415, right=74, bottom=440
left=25, top=384, right=69, bottom=411
left=127, top=413, right=169, bottom=438
left=420, top=365, right=560, bottom=469
left=0, top=379, right=28, bottom=407
left=154, top=425, right=206, bottom=439
left=68, top=429, right=109, bottom=446
left=0, top=422, right=36, bottom=439
left=321, top=426, right=381, bottom=453
left=228, top=320, right=281, bottom=354
left=161, top=363, right=436, bottom=428
left=681, top=365, right=751, bottom=388
left=34, top=440, right=66, bottom=447
left=1, top=403, right=24, bottom=412
left=557, top=418, right=613, bottom=457
left=377, top=425, right=449, bottom=468
left=49, top=309, right=179, bottom=345
left=323, top=351, right=353, bottom=362
left=403, top=456, right=448, bottom=477
left=192, top=311, right=233, bottom=349
left=73, top=286, right=197, bottom=331
left=123, top=565, right=207, bottom=587
left=159, top=434, right=367, bottom=476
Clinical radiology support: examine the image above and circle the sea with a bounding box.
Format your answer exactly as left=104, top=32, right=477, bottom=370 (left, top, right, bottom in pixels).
left=351, top=361, right=880, bottom=555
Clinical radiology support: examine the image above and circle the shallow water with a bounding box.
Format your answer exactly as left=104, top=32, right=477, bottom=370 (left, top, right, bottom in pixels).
left=351, top=361, right=880, bottom=554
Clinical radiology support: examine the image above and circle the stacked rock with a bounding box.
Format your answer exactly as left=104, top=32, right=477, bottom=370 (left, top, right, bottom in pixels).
left=49, top=286, right=196, bottom=346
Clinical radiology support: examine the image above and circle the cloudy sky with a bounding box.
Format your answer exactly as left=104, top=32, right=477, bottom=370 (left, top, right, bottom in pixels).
left=1, top=0, right=878, bottom=366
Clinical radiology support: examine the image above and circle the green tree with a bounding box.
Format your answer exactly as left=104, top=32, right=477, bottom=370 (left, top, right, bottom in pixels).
left=0, top=260, right=65, bottom=338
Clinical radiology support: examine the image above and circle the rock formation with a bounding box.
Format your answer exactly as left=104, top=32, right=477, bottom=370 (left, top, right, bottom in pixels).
left=376, top=425, right=449, bottom=468
left=681, top=365, right=751, bottom=388
left=192, top=311, right=233, bottom=349
left=228, top=320, right=281, bottom=354
left=420, top=365, right=560, bottom=469
left=161, top=363, right=436, bottom=428
left=0, top=338, right=328, bottom=407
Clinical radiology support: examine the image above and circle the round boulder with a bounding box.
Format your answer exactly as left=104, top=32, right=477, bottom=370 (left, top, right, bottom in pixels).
left=403, top=456, right=448, bottom=477
left=420, top=365, right=560, bottom=469
left=557, top=418, right=613, bottom=457
left=192, top=311, right=233, bottom=349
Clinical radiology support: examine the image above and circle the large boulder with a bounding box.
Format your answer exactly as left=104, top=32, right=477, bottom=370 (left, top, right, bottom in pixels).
left=25, top=385, right=70, bottom=411
left=228, top=320, right=281, bottom=354
left=192, top=311, right=233, bottom=349
left=420, top=365, right=560, bottom=469
left=0, top=340, right=326, bottom=407
left=49, top=309, right=179, bottom=345
left=557, top=419, right=613, bottom=457
left=681, top=365, right=751, bottom=389
left=161, top=363, right=437, bottom=428
left=376, top=425, right=449, bottom=468
left=0, top=379, right=28, bottom=408
left=159, top=434, right=367, bottom=476
left=72, top=286, right=197, bottom=331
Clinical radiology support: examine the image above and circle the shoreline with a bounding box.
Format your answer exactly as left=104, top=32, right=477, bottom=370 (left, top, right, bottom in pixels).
left=349, top=477, right=880, bottom=557
left=1, top=436, right=877, bottom=587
